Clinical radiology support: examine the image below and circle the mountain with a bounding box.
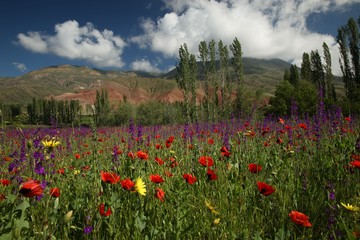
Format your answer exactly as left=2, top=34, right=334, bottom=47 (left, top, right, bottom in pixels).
left=0, top=58, right=344, bottom=109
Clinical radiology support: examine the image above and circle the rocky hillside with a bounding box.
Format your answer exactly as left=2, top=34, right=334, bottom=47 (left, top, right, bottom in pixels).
left=1, top=58, right=343, bottom=111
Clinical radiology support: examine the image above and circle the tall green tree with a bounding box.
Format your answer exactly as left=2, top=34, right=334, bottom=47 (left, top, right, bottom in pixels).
left=208, top=39, right=218, bottom=114
left=322, top=42, right=336, bottom=102
left=176, top=43, right=197, bottom=124
left=289, top=64, right=300, bottom=86
left=218, top=40, right=232, bottom=118
left=283, top=69, right=290, bottom=81
left=198, top=40, right=210, bottom=121
left=301, top=52, right=312, bottom=81
left=310, top=50, right=325, bottom=94
left=95, top=89, right=111, bottom=125
left=230, top=37, right=243, bottom=115
left=337, top=16, right=360, bottom=103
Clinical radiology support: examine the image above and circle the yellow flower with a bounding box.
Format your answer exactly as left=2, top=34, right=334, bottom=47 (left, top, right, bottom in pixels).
left=135, top=177, right=146, bottom=196
left=41, top=138, right=61, bottom=149
left=73, top=170, right=80, bottom=175
left=213, top=218, right=221, bottom=225
left=205, top=199, right=219, bottom=215
left=341, top=202, right=360, bottom=212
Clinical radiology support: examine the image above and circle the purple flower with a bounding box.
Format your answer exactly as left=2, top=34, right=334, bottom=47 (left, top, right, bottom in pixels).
left=35, top=194, right=44, bottom=201
left=329, top=192, right=335, bottom=201
left=83, top=226, right=93, bottom=235
left=34, top=164, right=45, bottom=175
left=33, top=138, right=41, bottom=148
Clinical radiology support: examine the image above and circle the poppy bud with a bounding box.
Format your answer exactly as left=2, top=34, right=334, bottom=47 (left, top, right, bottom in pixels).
left=63, top=210, right=73, bottom=223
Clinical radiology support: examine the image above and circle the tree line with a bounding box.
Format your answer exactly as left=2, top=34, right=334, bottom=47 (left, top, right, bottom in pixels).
left=268, top=15, right=360, bottom=116
left=175, top=38, right=244, bottom=124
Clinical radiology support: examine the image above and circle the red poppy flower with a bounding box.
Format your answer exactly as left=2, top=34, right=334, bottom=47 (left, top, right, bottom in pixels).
left=220, top=146, right=231, bottom=157
left=0, top=193, right=5, bottom=201
left=74, top=153, right=81, bottom=159
left=353, top=231, right=360, bottom=238
left=121, top=178, right=135, bottom=190
left=183, top=174, right=197, bottom=184
left=154, top=157, right=164, bottom=165
left=168, top=136, right=175, bottom=143
left=100, top=171, right=120, bottom=184
left=164, top=170, right=173, bottom=177
left=165, top=141, right=171, bottom=148
left=276, top=138, right=283, bottom=144
left=99, top=203, right=112, bottom=217
left=155, top=188, right=165, bottom=202
left=57, top=168, right=65, bottom=174
left=127, top=152, right=135, bottom=159
left=207, top=168, right=217, bottom=180
left=350, top=160, right=360, bottom=169
left=169, top=157, right=178, bottom=168
left=245, top=130, right=255, bottom=137
left=207, top=138, right=214, bottom=144
left=288, top=210, right=312, bottom=227
left=50, top=187, right=60, bottom=198
left=261, top=130, right=268, bottom=136
left=0, top=179, right=11, bottom=186
left=248, top=164, right=262, bottom=173
left=344, top=117, right=351, bottom=122
left=150, top=174, right=164, bottom=184
left=199, top=156, right=214, bottom=167
left=137, top=150, right=149, bottom=160
left=3, top=156, right=12, bottom=161
left=257, top=182, right=275, bottom=196
left=155, top=144, right=162, bottom=149
left=297, top=123, right=307, bottom=130
left=82, top=165, right=91, bottom=171
left=19, top=180, right=43, bottom=197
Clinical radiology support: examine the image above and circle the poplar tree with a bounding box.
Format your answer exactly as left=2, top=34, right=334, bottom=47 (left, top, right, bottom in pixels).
left=95, top=89, right=111, bottom=125
left=199, top=40, right=210, bottom=121
left=322, top=42, right=336, bottom=102
left=208, top=39, right=218, bottom=114
left=337, top=16, right=360, bottom=103
left=289, top=64, right=300, bottom=86
left=301, top=53, right=312, bottom=81
left=176, top=43, right=197, bottom=123
left=230, top=37, right=243, bottom=115
left=310, top=50, right=325, bottom=94
left=218, top=40, right=231, bottom=118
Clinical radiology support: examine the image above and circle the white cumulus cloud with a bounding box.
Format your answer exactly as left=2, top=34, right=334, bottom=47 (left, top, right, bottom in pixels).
left=12, top=62, right=28, bottom=72
left=17, top=20, right=127, bottom=68
left=131, top=0, right=360, bottom=75
left=130, top=58, right=162, bottom=73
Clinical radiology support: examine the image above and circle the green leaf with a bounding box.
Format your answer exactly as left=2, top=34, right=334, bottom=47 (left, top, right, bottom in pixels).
left=135, top=211, right=147, bottom=232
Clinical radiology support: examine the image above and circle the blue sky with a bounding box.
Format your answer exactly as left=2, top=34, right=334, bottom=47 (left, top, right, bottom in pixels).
left=0, top=0, right=359, bottom=77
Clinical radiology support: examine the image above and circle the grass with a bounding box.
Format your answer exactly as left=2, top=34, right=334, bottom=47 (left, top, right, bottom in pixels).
left=0, top=114, right=359, bottom=239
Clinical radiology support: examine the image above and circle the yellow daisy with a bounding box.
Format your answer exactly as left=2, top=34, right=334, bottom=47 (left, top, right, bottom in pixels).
left=341, top=202, right=360, bottom=212
left=205, top=199, right=219, bottom=215
left=135, top=177, right=147, bottom=196
left=41, top=138, right=61, bottom=149
left=213, top=218, right=221, bottom=225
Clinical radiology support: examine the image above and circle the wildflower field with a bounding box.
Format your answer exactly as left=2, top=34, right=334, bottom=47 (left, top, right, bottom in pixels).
left=1, top=114, right=360, bottom=239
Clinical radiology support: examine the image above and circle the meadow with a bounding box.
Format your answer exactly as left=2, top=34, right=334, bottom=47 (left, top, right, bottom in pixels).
left=0, top=112, right=359, bottom=239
